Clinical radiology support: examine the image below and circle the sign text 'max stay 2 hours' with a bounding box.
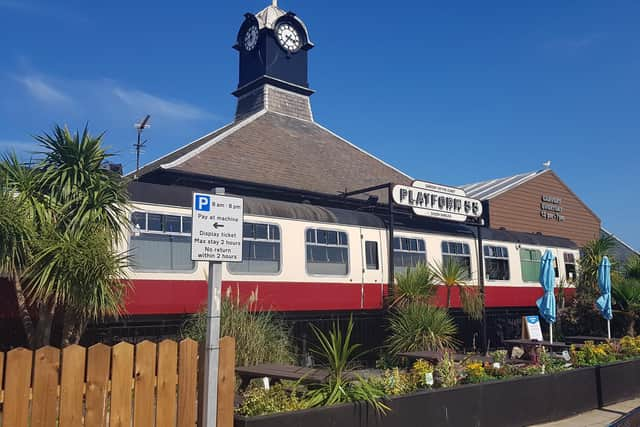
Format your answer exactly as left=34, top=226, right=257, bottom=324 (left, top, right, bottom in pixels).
left=191, top=192, right=244, bottom=262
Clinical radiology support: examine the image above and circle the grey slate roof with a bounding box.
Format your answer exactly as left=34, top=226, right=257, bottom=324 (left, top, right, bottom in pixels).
left=601, top=227, right=639, bottom=263
left=462, top=169, right=548, bottom=200
left=133, top=110, right=412, bottom=203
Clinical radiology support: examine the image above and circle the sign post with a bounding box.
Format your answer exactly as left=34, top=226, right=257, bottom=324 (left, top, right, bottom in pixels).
left=191, top=189, right=244, bottom=427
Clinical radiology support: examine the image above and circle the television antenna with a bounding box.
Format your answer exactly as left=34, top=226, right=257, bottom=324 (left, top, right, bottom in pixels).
left=133, top=114, right=151, bottom=178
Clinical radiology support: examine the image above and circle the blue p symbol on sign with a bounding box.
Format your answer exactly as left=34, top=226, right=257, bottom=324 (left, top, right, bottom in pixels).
left=195, top=194, right=211, bottom=212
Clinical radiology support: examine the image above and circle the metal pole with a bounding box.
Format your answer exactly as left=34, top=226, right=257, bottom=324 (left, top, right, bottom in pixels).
left=387, top=184, right=395, bottom=288
left=202, top=187, right=225, bottom=427
left=135, top=130, right=141, bottom=177
left=476, top=222, right=487, bottom=354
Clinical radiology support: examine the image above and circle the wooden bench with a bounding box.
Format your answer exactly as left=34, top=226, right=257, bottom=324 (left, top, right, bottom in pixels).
left=564, top=336, right=616, bottom=344
left=503, top=339, right=571, bottom=352
left=236, top=364, right=330, bottom=390
left=397, top=350, right=494, bottom=364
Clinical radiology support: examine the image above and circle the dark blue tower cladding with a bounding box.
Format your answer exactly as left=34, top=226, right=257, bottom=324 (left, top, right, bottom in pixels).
left=233, top=6, right=314, bottom=97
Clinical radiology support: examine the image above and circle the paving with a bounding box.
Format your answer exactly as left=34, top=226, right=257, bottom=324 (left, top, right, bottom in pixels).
left=530, top=398, right=640, bottom=426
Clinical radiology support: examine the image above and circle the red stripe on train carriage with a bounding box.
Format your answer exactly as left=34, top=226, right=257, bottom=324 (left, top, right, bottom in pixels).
left=122, top=279, right=575, bottom=315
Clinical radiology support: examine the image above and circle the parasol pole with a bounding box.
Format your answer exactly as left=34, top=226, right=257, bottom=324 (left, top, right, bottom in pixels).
left=607, top=320, right=611, bottom=340
left=550, top=323, right=553, bottom=344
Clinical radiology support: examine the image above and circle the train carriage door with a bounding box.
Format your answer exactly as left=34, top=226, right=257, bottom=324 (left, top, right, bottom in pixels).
left=360, top=228, right=385, bottom=309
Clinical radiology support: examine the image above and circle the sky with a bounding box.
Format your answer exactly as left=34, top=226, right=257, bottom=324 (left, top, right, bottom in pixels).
left=0, top=1, right=638, bottom=248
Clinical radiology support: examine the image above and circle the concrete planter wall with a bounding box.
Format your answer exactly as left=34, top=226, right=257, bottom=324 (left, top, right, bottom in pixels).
left=234, top=359, right=640, bottom=427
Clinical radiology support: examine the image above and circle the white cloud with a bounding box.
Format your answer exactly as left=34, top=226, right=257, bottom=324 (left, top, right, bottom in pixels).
left=0, top=140, right=38, bottom=152
left=113, top=87, right=214, bottom=121
left=14, top=75, right=72, bottom=105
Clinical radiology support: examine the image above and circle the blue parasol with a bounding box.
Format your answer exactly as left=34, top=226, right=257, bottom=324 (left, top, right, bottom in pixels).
left=536, top=249, right=556, bottom=342
left=596, top=256, right=613, bottom=339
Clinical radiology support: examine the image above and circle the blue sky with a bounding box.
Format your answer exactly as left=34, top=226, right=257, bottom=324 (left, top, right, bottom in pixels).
left=1, top=1, right=638, bottom=249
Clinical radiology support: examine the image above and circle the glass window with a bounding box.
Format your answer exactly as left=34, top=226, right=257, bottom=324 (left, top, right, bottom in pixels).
left=365, top=241, right=379, bottom=270
left=442, top=241, right=472, bottom=279
left=306, top=228, right=349, bottom=275
left=131, top=212, right=146, bottom=230
left=520, top=248, right=542, bottom=282
left=129, top=211, right=195, bottom=272
left=484, top=245, right=510, bottom=281
left=393, top=236, right=426, bottom=274
left=228, top=222, right=281, bottom=274
left=130, top=234, right=194, bottom=271
left=564, top=253, right=577, bottom=281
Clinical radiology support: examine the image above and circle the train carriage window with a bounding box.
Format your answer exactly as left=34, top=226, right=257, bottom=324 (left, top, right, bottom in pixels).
left=564, top=253, right=577, bottom=281
left=129, top=211, right=195, bottom=272
left=306, top=228, right=349, bottom=275
left=393, top=237, right=426, bottom=274
left=520, top=248, right=542, bottom=282
left=484, top=245, right=510, bottom=281
left=228, top=222, right=281, bottom=274
left=365, top=241, right=379, bottom=270
left=442, top=241, right=472, bottom=279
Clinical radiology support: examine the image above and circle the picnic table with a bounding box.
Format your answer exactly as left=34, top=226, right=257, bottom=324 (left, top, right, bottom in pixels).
left=398, top=350, right=494, bottom=364
left=236, top=364, right=329, bottom=390
left=564, top=336, right=614, bottom=344
left=503, top=339, right=571, bottom=352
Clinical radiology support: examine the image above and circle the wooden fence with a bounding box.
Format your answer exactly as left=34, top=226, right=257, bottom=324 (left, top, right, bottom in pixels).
left=0, top=339, right=200, bottom=427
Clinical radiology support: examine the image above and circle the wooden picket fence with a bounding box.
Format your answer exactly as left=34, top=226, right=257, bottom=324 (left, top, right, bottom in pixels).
left=0, top=339, right=200, bottom=427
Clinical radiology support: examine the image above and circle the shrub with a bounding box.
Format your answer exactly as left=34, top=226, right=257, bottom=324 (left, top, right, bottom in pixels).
left=386, top=302, right=459, bottom=355
left=181, top=290, right=294, bottom=366
left=490, top=349, right=508, bottom=365
left=620, top=336, right=640, bottom=357
left=434, top=352, right=458, bottom=388
left=236, top=383, right=307, bottom=416
left=411, top=358, right=434, bottom=388
left=373, top=368, right=420, bottom=396
left=463, top=361, right=489, bottom=384
left=570, top=341, right=617, bottom=367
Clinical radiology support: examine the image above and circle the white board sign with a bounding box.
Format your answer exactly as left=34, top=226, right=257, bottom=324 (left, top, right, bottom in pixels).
left=522, top=315, right=544, bottom=341
left=392, top=180, right=483, bottom=222
left=191, top=192, right=244, bottom=262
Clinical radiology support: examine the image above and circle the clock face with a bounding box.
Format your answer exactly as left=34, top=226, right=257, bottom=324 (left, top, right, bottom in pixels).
left=276, top=23, right=301, bottom=52
left=244, top=25, right=259, bottom=51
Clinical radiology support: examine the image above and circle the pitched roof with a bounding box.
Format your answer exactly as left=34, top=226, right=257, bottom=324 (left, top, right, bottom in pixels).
left=134, top=110, right=412, bottom=201
left=461, top=169, right=548, bottom=200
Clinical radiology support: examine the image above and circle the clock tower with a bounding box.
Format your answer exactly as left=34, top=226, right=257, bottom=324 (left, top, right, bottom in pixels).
left=233, top=2, right=314, bottom=121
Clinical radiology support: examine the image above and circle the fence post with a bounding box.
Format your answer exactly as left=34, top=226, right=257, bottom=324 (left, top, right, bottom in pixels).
left=217, top=337, right=236, bottom=427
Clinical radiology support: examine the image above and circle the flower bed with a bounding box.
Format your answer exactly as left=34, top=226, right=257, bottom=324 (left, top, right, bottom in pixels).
left=234, top=341, right=640, bottom=427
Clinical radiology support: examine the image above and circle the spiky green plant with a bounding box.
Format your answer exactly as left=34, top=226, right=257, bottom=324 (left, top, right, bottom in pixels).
left=390, top=262, right=437, bottom=308
left=305, top=318, right=389, bottom=413
left=612, top=280, right=640, bottom=336
left=578, top=236, right=618, bottom=298
left=625, top=256, right=640, bottom=281
left=431, top=259, right=483, bottom=320
left=386, top=302, right=459, bottom=355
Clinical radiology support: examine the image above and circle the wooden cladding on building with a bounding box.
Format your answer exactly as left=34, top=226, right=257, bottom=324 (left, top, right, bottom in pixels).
left=487, top=170, right=600, bottom=247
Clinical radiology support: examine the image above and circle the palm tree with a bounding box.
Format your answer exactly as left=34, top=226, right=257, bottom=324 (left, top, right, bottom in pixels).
left=0, top=125, right=129, bottom=347
left=0, top=181, right=37, bottom=347
left=431, top=259, right=483, bottom=320
left=612, top=280, right=640, bottom=336
left=578, top=236, right=617, bottom=298
left=624, top=256, right=640, bottom=281
left=390, top=262, right=437, bottom=308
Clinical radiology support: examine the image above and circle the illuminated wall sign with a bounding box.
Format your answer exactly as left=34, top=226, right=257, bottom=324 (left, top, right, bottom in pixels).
left=540, top=194, right=565, bottom=222
left=392, top=180, right=483, bottom=222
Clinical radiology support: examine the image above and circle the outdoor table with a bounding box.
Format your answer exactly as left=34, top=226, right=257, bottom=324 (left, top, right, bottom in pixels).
left=503, top=339, right=571, bottom=352
left=564, top=336, right=615, bottom=344
left=236, top=364, right=330, bottom=390
left=398, top=350, right=493, bottom=364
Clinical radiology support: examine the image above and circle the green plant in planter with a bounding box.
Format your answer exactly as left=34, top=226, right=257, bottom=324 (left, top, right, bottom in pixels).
left=371, top=368, right=419, bottom=396
left=305, top=317, right=389, bottom=413
left=236, top=383, right=308, bottom=416
left=434, top=352, right=459, bottom=388
left=538, top=348, right=570, bottom=374
left=619, top=336, right=640, bottom=357
left=463, top=361, right=490, bottom=384
left=489, top=350, right=508, bottom=365
left=570, top=341, right=617, bottom=367
left=411, top=359, right=435, bottom=388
